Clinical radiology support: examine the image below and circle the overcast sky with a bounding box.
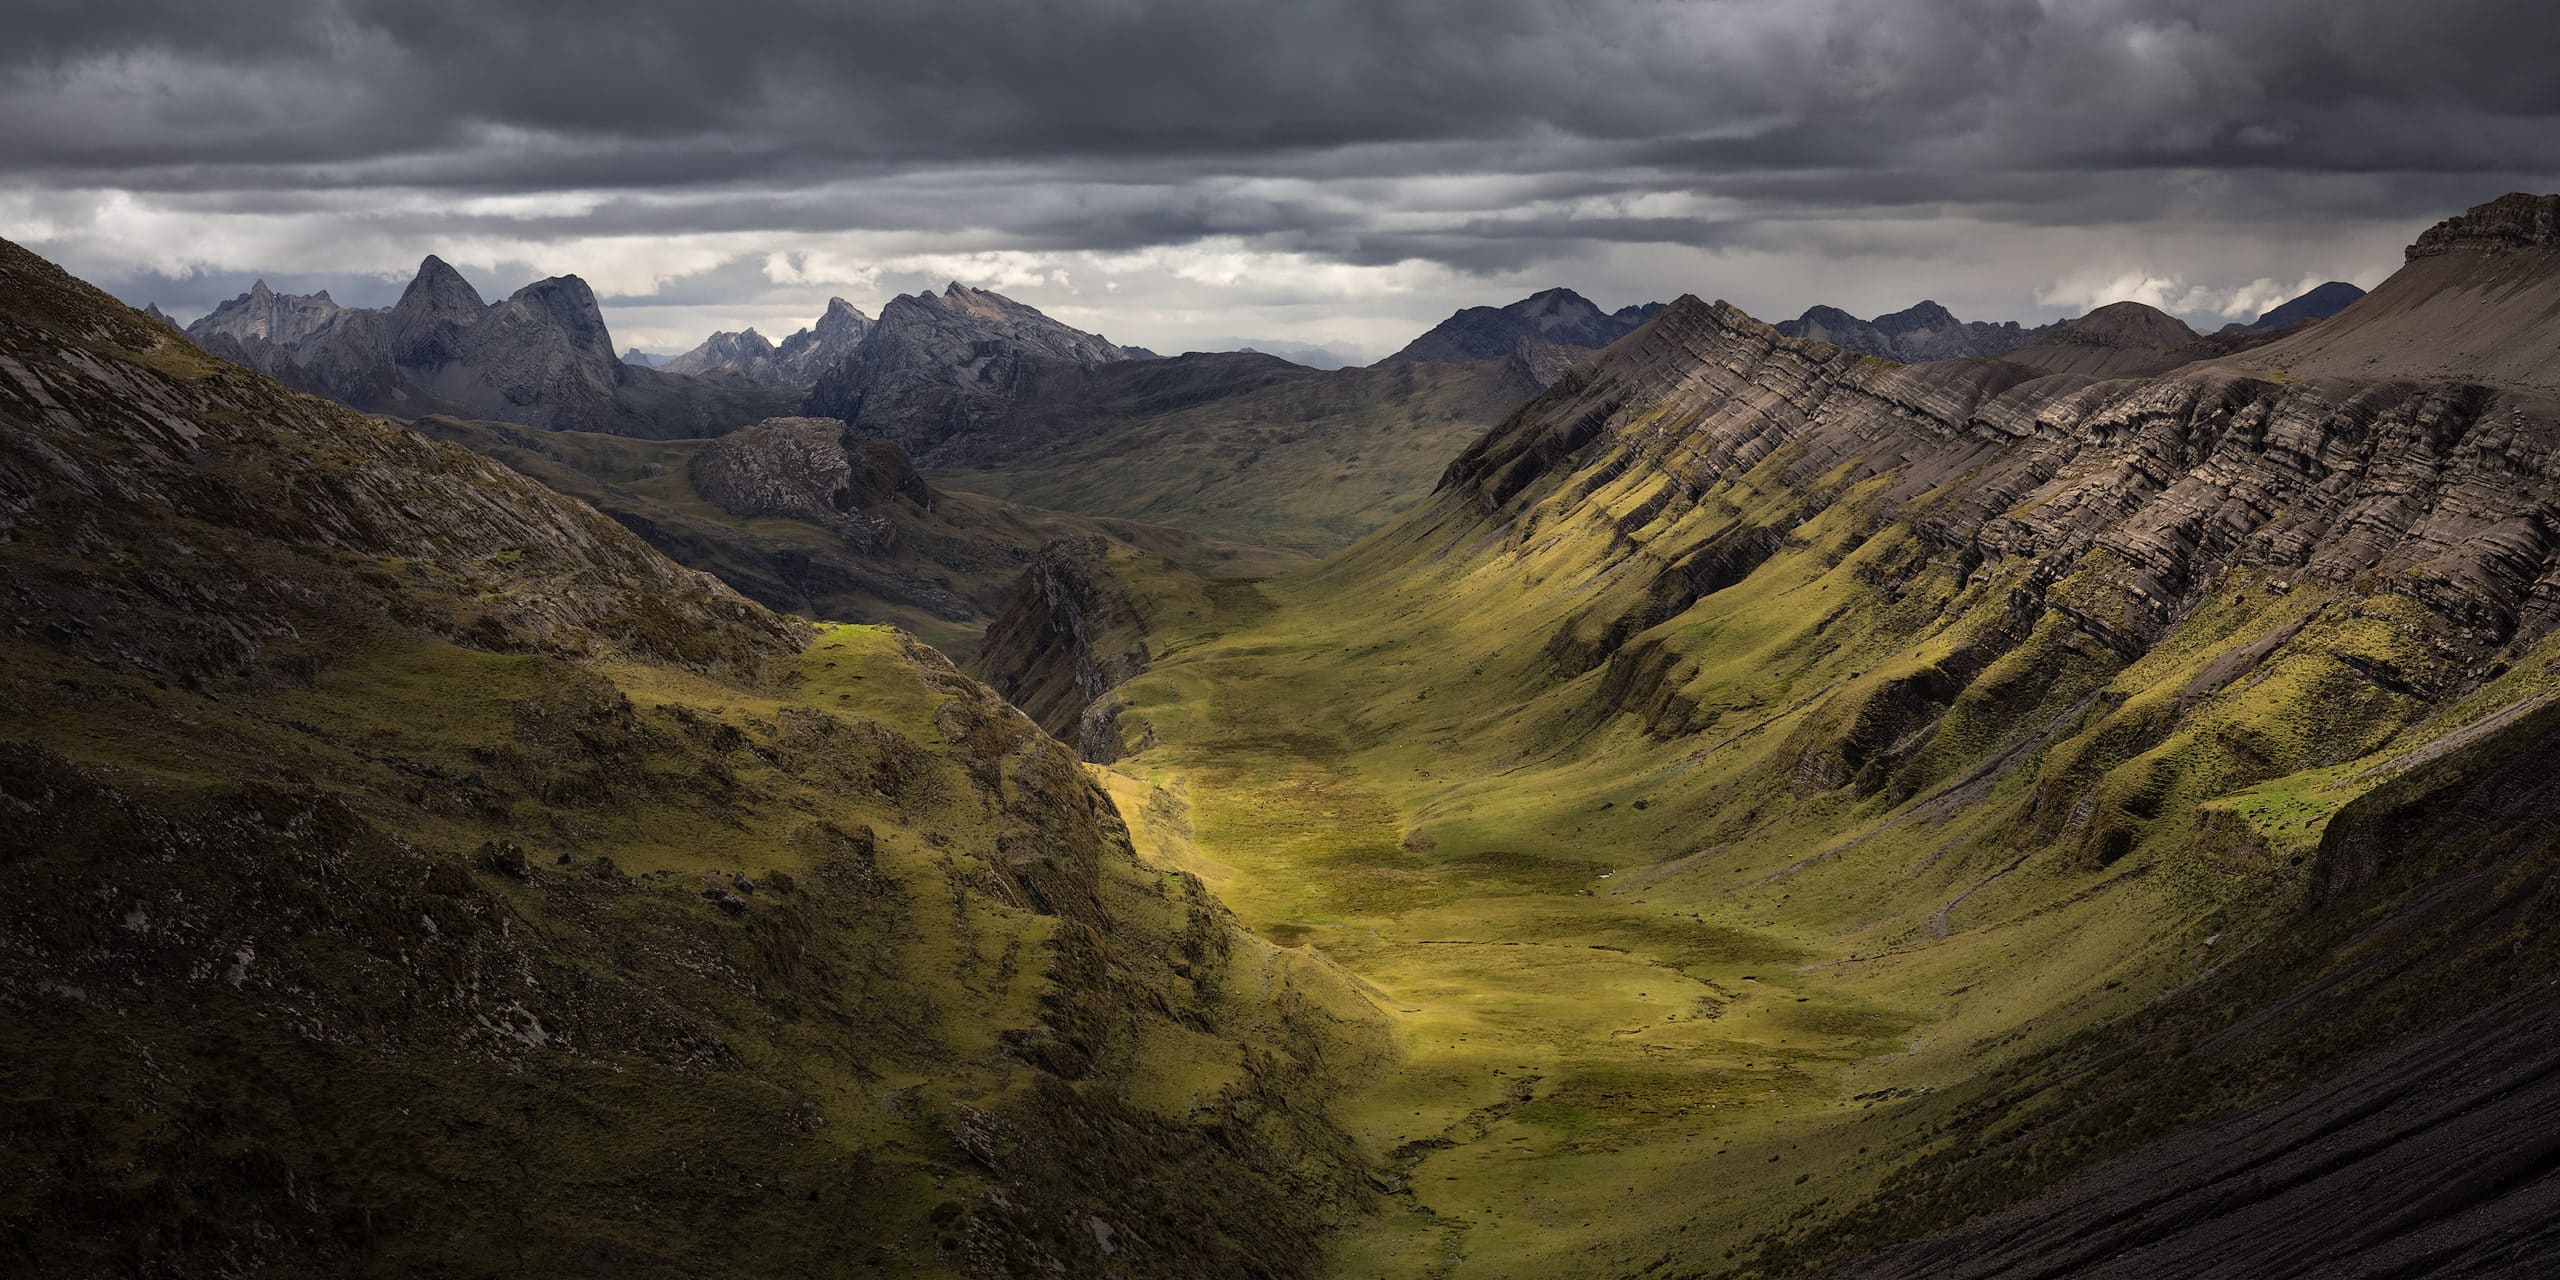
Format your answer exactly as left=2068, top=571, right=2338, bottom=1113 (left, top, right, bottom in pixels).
left=7, top=0, right=2558, bottom=363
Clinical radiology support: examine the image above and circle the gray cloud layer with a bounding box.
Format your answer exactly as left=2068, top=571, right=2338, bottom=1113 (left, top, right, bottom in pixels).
left=7, top=0, right=2555, bottom=357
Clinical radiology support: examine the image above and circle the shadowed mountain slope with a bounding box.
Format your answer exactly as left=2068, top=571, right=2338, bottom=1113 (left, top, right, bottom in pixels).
left=2232, top=279, right=2367, bottom=333
left=0, top=236, right=1384, bottom=1280
left=412, top=413, right=1301, bottom=657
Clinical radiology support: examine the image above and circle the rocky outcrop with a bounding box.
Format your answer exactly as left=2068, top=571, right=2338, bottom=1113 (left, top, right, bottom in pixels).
left=180, top=256, right=795, bottom=437
left=1383, top=287, right=1662, bottom=364
left=688, top=417, right=932, bottom=551
left=1775, top=300, right=2059, bottom=362
left=803, top=283, right=1150, bottom=453
left=971, top=538, right=1155, bottom=762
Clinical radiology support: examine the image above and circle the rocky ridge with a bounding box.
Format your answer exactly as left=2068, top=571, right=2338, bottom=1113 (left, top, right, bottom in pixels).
left=666, top=297, right=874, bottom=388
left=1774, top=299, right=2059, bottom=362
left=1382, top=287, right=1663, bottom=365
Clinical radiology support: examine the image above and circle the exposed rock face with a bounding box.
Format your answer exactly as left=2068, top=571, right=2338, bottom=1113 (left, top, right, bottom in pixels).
left=188, top=278, right=346, bottom=349
left=688, top=416, right=932, bottom=551
left=180, top=256, right=793, bottom=437
left=971, top=538, right=1155, bottom=763
left=619, top=346, right=661, bottom=367
left=803, top=283, right=1152, bottom=452
left=2409, top=190, right=2560, bottom=256
left=2232, top=280, right=2366, bottom=332
left=1383, top=287, right=1662, bottom=364
left=1775, top=300, right=2058, bottom=362
left=772, top=297, right=873, bottom=383
left=663, top=326, right=780, bottom=378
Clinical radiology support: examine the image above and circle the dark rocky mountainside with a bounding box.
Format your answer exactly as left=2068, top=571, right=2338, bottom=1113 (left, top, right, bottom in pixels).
left=411, top=413, right=1297, bottom=656
left=803, top=282, right=1152, bottom=451
left=1381, top=286, right=1662, bottom=364
left=666, top=297, right=873, bottom=389
left=1774, top=299, right=2059, bottom=362
left=182, top=257, right=794, bottom=437
left=0, top=235, right=1383, bottom=1279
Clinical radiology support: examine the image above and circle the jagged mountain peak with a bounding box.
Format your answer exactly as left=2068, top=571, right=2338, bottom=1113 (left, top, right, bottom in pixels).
left=1874, top=299, right=1959, bottom=332
left=398, top=254, right=486, bottom=316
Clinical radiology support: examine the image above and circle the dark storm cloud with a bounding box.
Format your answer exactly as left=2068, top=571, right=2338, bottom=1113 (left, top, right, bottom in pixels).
left=8, top=0, right=2558, bottom=354
left=13, top=0, right=2560, bottom=185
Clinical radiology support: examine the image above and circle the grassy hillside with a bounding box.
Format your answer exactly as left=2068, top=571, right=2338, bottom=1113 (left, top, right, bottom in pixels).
left=0, top=236, right=1382, bottom=1279
left=929, top=353, right=1542, bottom=555
left=1022, top=282, right=2560, bottom=1276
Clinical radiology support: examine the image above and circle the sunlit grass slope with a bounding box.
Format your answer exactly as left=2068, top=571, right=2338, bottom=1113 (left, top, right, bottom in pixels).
left=1071, top=294, right=2560, bottom=1276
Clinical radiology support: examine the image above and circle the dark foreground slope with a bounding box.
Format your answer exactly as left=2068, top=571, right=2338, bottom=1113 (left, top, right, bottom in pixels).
left=978, top=194, right=2560, bottom=1277
left=0, top=238, right=1385, bottom=1279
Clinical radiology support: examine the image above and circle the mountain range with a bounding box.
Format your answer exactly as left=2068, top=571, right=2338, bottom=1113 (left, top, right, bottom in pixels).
left=182, top=258, right=795, bottom=437
left=9, top=190, right=2554, bottom=1279
left=661, top=297, right=875, bottom=387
